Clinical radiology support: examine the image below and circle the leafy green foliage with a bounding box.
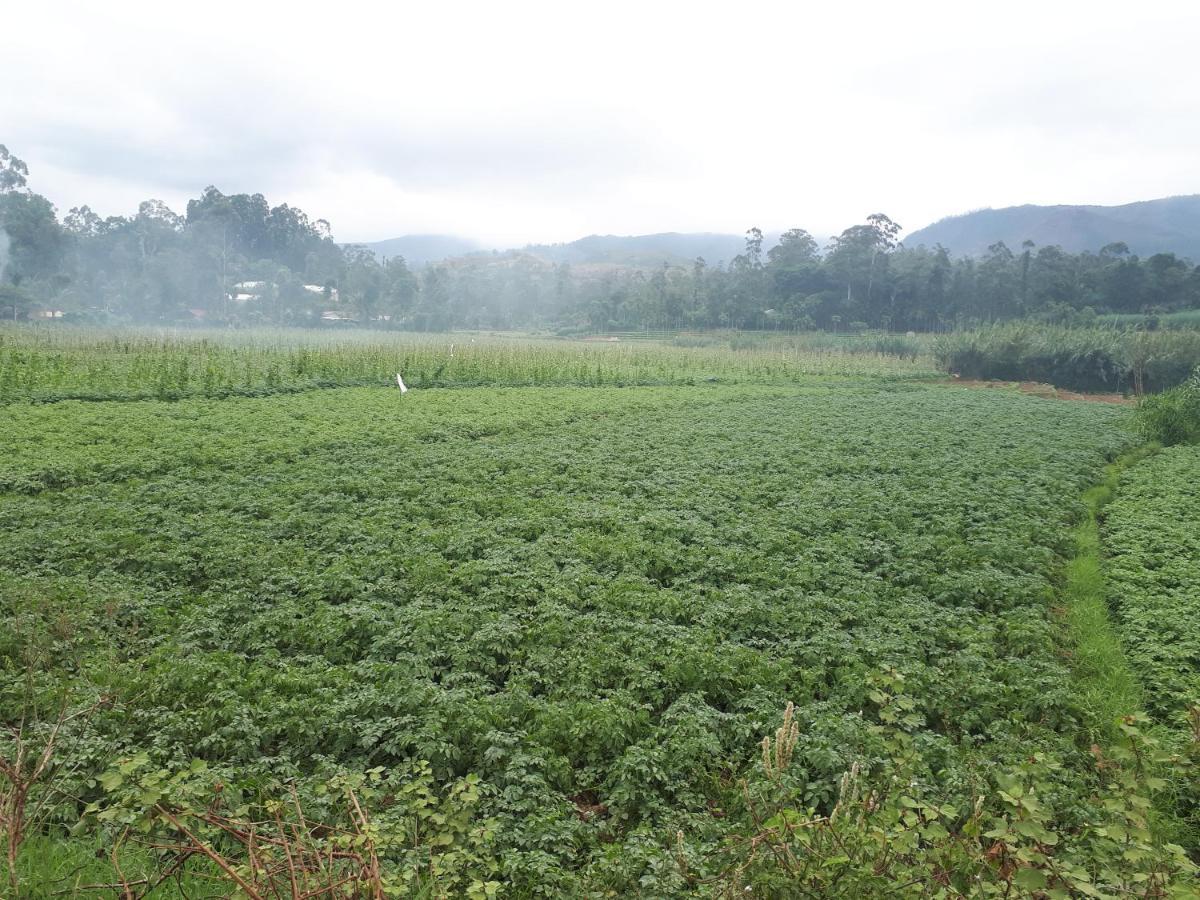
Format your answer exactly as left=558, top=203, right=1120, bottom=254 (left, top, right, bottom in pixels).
left=1105, top=447, right=1200, bottom=721
left=1097, top=309, right=1200, bottom=331
left=1103, top=445, right=1200, bottom=843
left=934, top=324, right=1200, bottom=393
left=708, top=704, right=1198, bottom=898
left=1104, top=446, right=1200, bottom=723
left=1135, top=367, right=1200, bottom=445
left=88, top=755, right=502, bottom=898
left=1, top=375, right=1140, bottom=893
left=0, top=326, right=936, bottom=404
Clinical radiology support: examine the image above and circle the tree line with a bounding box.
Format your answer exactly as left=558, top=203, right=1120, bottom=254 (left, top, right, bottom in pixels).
left=3, top=144, right=1200, bottom=332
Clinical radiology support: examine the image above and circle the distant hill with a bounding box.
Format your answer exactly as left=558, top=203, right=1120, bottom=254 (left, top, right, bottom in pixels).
left=522, top=232, right=754, bottom=267
left=354, top=231, right=763, bottom=269
left=904, top=195, right=1200, bottom=259
left=352, top=235, right=485, bottom=266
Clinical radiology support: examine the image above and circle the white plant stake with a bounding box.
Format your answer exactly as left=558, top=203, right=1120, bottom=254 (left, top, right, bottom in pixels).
left=396, top=373, right=408, bottom=394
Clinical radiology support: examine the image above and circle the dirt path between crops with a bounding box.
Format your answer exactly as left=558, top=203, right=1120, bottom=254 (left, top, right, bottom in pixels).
left=941, top=378, right=1133, bottom=405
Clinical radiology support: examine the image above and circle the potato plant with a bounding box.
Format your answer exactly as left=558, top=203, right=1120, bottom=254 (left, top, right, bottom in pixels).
left=1105, top=446, right=1200, bottom=722
left=4, top=373, right=1168, bottom=894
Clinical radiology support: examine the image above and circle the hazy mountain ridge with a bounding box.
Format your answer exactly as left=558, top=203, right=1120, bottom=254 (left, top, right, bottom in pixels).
left=904, top=195, right=1200, bottom=259
left=520, top=232, right=755, bottom=267
left=357, top=195, right=1200, bottom=271
left=358, top=231, right=757, bottom=268
left=351, top=235, right=485, bottom=266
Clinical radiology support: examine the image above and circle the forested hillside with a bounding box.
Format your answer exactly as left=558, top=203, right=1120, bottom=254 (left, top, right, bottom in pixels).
left=906, top=195, right=1200, bottom=260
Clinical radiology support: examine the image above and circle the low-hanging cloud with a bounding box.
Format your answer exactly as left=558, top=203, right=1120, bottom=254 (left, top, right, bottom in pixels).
left=4, top=0, right=1200, bottom=246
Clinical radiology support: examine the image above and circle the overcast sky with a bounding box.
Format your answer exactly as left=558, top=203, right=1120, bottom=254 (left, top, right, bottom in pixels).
left=4, top=0, right=1200, bottom=247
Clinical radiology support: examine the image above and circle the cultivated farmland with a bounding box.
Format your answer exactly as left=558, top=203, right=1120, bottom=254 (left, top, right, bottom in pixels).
left=1, top=331, right=1197, bottom=897
left=0, top=327, right=936, bottom=404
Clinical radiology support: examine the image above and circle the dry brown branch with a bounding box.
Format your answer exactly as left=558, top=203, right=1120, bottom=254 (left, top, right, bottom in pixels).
left=155, top=806, right=265, bottom=900
left=1, top=694, right=106, bottom=896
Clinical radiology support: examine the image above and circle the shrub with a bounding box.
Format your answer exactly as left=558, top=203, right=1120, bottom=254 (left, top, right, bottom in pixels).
left=1135, top=367, right=1200, bottom=445
left=703, top=703, right=1199, bottom=898
left=934, top=324, right=1200, bottom=394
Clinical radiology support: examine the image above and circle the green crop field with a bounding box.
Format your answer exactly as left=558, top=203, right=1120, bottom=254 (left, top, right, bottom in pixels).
left=1, top=330, right=1198, bottom=898
left=1105, top=446, right=1200, bottom=723
left=1103, top=446, right=1200, bottom=849
left=0, top=326, right=937, bottom=404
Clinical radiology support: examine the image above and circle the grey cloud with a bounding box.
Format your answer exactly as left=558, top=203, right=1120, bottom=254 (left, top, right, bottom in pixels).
left=8, top=0, right=1200, bottom=244
left=17, top=84, right=659, bottom=212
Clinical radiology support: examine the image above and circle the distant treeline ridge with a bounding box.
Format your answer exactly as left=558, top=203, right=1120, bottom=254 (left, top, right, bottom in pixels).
left=3, top=146, right=1200, bottom=332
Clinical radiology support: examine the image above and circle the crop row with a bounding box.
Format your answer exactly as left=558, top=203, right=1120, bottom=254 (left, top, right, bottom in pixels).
left=0, top=326, right=936, bottom=403
left=1104, top=446, right=1200, bottom=722
left=0, top=382, right=1134, bottom=890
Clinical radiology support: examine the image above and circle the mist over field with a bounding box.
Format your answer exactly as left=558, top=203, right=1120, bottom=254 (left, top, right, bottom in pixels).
left=3, top=1, right=1200, bottom=332
left=4, top=153, right=1200, bottom=333
left=3, top=2, right=1200, bottom=897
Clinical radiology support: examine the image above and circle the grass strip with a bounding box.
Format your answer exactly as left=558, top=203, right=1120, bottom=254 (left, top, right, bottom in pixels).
left=1062, top=444, right=1159, bottom=741
left=1059, top=443, right=1200, bottom=851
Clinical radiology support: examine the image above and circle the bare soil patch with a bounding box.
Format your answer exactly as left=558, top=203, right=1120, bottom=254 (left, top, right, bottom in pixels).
left=942, top=378, right=1133, bottom=405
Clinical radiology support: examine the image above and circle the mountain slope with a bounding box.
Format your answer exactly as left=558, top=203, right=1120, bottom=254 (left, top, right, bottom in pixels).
left=522, top=232, right=751, bottom=267
left=352, top=235, right=485, bottom=266
left=904, top=195, right=1200, bottom=259
left=354, top=231, right=758, bottom=268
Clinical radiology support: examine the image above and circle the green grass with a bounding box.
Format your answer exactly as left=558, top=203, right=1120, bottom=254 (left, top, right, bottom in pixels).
left=668, top=329, right=933, bottom=359
left=1060, top=447, right=1157, bottom=741
left=14, top=835, right=220, bottom=899
left=1096, top=309, right=1200, bottom=330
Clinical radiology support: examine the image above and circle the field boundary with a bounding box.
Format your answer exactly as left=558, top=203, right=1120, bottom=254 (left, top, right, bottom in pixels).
left=946, top=377, right=1133, bottom=405
left=1057, top=444, right=1200, bottom=852
left=1060, top=445, right=1158, bottom=741
left=1058, top=445, right=1200, bottom=850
